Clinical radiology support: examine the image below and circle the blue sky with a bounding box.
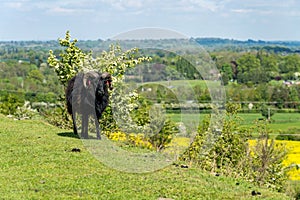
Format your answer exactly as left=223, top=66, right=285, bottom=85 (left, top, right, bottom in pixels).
left=0, top=0, right=300, bottom=41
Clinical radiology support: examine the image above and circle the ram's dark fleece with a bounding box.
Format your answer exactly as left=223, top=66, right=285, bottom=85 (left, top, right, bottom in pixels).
left=66, top=71, right=112, bottom=139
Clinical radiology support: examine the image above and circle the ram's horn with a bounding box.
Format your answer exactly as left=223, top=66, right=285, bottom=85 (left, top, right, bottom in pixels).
left=83, top=71, right=99, bottom=88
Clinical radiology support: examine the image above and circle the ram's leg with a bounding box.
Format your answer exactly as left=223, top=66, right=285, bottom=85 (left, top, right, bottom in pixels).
left=72, top=113, right=78, bottom=135
left=81, top=114, right=89, bottom=139
left=95, top=114, right=101, bottom=140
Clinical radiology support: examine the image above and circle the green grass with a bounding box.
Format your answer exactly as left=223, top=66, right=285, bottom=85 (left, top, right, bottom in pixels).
left=0, top=115, right=291, bottom=199
left=238, top=113, right=300, bottom=134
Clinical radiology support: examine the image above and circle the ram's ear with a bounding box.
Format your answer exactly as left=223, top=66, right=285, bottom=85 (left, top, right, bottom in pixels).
left=101, top=72, right=113, bottom=90
left=101, top=72, right=112, bottom=79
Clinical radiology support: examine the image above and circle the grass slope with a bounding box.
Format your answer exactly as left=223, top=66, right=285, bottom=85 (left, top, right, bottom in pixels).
left=0, top=116, right=290, bottom=199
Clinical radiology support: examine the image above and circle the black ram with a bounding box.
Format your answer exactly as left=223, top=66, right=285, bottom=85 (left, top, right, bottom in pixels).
left=66, top=71, right=112, bottom=139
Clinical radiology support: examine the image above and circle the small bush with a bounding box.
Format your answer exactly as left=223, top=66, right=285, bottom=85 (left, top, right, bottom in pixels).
left=127, top=133, right=153, bottom=149
left=108, top=131, right=127, bottom=142
left=148, top=118, right=178, bottom=152
left=13, top=101, right=38, bottom=120
left=42, top=105, right=72, bottom=130
left=0, top=93, right=25, bottom=115
left=105, top=122, right=179, bottom=151
left=250, top=123, right=288, bottom=192
left=130, top=97, right=178, bottom=152
left=105, top=131, right=153, bottom=149
left=261, top=104, right=275, bottom=120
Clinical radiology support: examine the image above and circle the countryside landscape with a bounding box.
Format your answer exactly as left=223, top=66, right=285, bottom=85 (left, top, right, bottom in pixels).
left=1, top=32, right=300, bottom=199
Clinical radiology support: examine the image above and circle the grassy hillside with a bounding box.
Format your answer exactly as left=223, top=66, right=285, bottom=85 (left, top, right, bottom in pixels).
left=0, top=115, right=291, bottom=199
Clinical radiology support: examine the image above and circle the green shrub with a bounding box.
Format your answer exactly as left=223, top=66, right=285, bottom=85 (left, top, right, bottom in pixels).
left=13, top=102, right=38, bottom=120
left=99, top=105, right=118, bottom=132
left=41, top=105, right=73, bottom=130
left=130, top=97, right=178, bottom=152
left=261, top=104, right=275, bottom=120
left=180, top=103, right=289, bottom=192
left=148, top=118, right=178, bottom=152
left=127, top=133, right=153, bottom=149
left=130, top=96, right=152, bottom=127
left=0, top=93, right=25, bottom=115
left=181, top=103, right=250, bottom=173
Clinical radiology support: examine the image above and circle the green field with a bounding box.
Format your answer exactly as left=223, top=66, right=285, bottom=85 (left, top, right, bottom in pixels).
left=142, top=79, right=209, bottom=88
left=169, top=112, right=300, bottom=133
left=239, top=113, right=300, bottom=132
left=0, top=115, right=291, bottom=199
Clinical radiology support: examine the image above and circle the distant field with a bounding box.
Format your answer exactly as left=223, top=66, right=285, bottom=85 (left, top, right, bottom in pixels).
left=239, top=113, right=300, bottom=132
left=169, top=113, right=300, bottom=132
left=141, top=79, right=209, bottom=88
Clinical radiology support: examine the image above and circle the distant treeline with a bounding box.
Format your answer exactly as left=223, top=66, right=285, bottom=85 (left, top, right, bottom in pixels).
left=0, top=38, right=300, bottom=116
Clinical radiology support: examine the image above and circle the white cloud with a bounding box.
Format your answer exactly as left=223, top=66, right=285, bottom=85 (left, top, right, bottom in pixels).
left=231, top=9, right=254, bottom=14
left=5, top=2, right=23, bottom=9
left=228, top=0, right=300, bottom=16
left=2, top=0, right=95, bottom=14
left=181, top=0, right=232, bottom=12
left=46, top=5, right=93, bottom=15
left=99, top=0, right=144, bottom=10
left=188, top=0, right=219, bottom=12
left=4, top=0, right=32, bottom=11
left=47, top=6, right=78, bottom=15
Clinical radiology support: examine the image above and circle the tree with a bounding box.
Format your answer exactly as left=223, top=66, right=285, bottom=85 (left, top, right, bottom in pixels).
left=175, top=56, right=198, bottom=79
left=254, top=83, right=271, bottom=102
left=47, top=31, right=151, bottom=132
left=48, top=31, right=86, bottom=86
left=237, top=53, right=262, bottom=84
left=287, top=86, right=300, bottom=108
left=258, top=51, right=279, bottom=81
left=221, top=63, right=233, bottom=80
left=260, top=104, right=275, bottom=121
left=279, top=54, right=300, bottom=80
left=271, top=85, right=289, bottom=109
left=28, top=69, right=44, bottom=83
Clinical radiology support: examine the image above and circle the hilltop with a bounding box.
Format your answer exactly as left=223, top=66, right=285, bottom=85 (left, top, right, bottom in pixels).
left=0, top=115, right=291, bottom=199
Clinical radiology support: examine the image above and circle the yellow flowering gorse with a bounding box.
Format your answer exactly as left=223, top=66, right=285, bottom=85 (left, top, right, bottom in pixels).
left=107, top=131, right=153, bottom=149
